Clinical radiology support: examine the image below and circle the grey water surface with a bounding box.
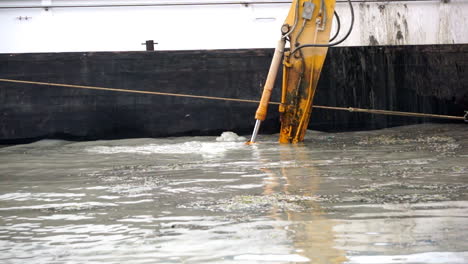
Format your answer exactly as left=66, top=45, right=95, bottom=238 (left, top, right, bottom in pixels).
left=0, top=124, right=467, bottom=264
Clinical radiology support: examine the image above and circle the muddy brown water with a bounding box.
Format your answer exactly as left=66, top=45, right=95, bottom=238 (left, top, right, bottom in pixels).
left=0, top=124, right=467, bottom=263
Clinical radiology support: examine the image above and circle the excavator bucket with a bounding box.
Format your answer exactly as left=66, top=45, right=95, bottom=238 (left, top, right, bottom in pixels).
left=279, top=0, right=336, bottom=143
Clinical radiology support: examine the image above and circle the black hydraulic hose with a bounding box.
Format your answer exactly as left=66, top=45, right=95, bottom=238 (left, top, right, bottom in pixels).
left=329, top=10, right=341, bottom=42
left=290, top=0, right=354, bottom=55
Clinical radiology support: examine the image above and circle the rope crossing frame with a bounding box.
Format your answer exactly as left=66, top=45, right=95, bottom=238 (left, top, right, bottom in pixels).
left=0, top=78, right=466, bottom=122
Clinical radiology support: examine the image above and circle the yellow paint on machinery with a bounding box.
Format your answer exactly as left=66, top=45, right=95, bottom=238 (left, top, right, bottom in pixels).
left=250, top=0, right=336, bottom=144
left=279, top=0, right=336, bottom=143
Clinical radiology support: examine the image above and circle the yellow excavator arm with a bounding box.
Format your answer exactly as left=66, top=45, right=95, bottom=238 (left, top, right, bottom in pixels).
left=279, top=0, right=336, bottom=143
left=249, top=0, right=353, bottom=144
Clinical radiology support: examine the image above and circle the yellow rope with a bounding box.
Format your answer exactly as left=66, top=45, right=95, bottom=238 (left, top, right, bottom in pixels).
left=0, top=78, right=465, bottom=121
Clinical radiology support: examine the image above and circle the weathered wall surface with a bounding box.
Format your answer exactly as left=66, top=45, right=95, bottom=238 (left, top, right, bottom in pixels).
left=0, top=0, right=467, bottom=53
left=0, top=44, right=466, bottom=142
left=314, top=44, right=468, bottom=131
left=339, top=0, right=468, bottom=47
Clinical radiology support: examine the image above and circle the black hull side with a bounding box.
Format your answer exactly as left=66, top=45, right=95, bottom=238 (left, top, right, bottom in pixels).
left=1, top=45, right=467, bottom=143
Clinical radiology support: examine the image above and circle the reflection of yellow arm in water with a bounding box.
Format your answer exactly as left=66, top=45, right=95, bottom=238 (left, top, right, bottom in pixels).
left=249, top=0, right=354, bottom=144
left=262, top=146, right=347, bottom=263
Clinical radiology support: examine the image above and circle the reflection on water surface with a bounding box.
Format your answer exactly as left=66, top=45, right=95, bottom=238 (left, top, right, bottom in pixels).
left=0, top=124, right=467, bottom=263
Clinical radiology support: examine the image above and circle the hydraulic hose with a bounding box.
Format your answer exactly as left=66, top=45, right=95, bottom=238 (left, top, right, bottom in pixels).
left=329, top=10, right=341, bottom=42
left=282, top=0, right=300, bottom=39
left=290, top=0, right=354, bottom=55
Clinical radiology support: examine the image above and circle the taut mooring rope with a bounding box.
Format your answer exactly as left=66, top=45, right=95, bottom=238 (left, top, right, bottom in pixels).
left=0, top=78, right=465, bottom=121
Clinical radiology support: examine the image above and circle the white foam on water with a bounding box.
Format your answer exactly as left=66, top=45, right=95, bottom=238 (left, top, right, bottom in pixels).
left=216, top=131, right=247, bottom=142
left=86, top=140, right=246, bottom=158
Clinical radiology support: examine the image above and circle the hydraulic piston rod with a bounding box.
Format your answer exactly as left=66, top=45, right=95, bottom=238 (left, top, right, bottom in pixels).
left=248, top=38, right=286, bottom=144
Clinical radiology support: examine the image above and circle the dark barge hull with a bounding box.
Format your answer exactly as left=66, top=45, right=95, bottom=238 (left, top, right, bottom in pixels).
left=1, top=44, right=467, bottom=143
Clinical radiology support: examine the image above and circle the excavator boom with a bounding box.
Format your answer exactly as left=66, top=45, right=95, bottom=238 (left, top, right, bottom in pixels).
left=279, top=0, right=336, bottom=143
left=249, top=0, right=338, bottom=144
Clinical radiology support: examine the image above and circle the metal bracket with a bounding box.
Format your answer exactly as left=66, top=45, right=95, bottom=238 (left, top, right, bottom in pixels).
left=302, top=1, right=315, bottom=20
